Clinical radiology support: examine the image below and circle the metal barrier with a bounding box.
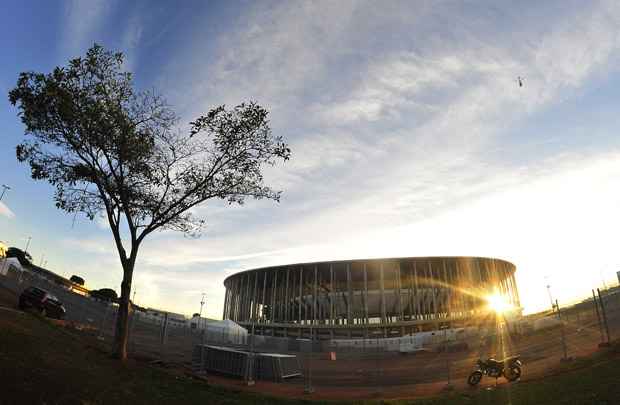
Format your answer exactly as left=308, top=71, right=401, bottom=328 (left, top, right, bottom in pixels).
left=1, top=266, right=619, bottom=395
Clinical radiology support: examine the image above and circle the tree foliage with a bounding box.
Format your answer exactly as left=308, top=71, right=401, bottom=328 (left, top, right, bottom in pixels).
left=70, top=275, right=85, bottom=286
left=9, top=44, right=291, bottom=359
left=90, top=288, right=118, bottom=302
left=6, top=247, right=33, bottom=266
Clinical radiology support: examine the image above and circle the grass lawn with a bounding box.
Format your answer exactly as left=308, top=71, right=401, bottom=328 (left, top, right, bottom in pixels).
left=0, top=307, right=619, bottom=405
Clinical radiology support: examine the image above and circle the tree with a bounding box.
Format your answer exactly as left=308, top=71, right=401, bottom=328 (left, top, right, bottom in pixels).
left=6, top=247, right=32, bottom=266
left=9, top=44, right=291, bottom=360
left=70, top=275, right=85, bottom=285
left=91, top=288, right=118, bottom=302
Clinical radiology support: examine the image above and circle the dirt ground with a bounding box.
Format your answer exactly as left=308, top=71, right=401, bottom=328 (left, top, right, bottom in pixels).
left=197, top=304, right=619, bottom=401
left=0, top=284, right=18, bottom=307
left=3, top=281, right=619, bottom=401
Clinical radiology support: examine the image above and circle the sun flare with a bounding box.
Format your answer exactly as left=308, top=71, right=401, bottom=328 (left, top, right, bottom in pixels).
left=486, top=292, right=513, bottom=314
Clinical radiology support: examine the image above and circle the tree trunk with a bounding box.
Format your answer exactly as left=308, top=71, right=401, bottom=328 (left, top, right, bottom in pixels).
left=112, top=262, right=134, bottom=360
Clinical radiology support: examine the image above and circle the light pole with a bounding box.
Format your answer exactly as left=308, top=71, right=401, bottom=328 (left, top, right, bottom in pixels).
left=441, top=324, right=453, bottom=389
left=199, top=293, right=206, bottom=320
left=0, top=184, right=10, bottom=201
left=199, top=293, right=207, bottom=338
left=24, top=236, right=32, bottom=255
left=247, top=318, right=256, bottom=386
left=545, top=276, right=554, bottom=311
left=304, top=324, right=314, bottom=394
left=599, top=269, right=608, bottom=290
left=199, top=293, right=207, bottom=375
left=556, top=299, right=571, bottom=361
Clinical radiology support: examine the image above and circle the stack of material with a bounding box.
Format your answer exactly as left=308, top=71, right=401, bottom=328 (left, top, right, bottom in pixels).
left=0, top=257, right=25, bottom=277
left=253, top=352, right=301, bottom=382
left=192, top=345, right=301, bottom=382
left=192, top=345, right=250, bottom=378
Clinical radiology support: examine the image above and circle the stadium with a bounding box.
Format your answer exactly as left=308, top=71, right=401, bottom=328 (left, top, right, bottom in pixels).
left=223, top=256, right=520, bottom=339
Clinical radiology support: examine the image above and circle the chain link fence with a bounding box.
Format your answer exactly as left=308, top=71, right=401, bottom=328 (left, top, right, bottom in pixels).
left=1, top=264, right=619, bottom=395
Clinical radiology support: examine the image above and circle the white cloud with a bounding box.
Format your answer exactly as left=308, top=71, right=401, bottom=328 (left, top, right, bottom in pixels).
left=119, top=13, right=143, bottom=73
left=0, top=202, right=15, bottom=219
left=146, top=1, right=620, bottom=317
left=167, top=1, right=620, bottom=206
left=60, top=0, right=115, bottom=58
left=62, top=237, right=114, bottom=255
left=45, top=1, right=620, bottom=318
left=60, top=149, right=620, bottom=318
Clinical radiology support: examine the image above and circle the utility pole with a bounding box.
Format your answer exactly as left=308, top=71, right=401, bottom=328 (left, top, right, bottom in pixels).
left=545, top=276, right=554, bottom=312
left=247, top=322, right=256, bottom=386
left=592, top=290, right=605, bottom=344
left=24, top=236, right=32, bottom=255
left=600, top=270, right=608, bottom=290
left=0, top=184, right=10, bottom=201
left=199, top=293, right=207, bottom=375
left=555, top=300, right=570, bottom=362
left=200, top=293, right=207, bottom=337
left=597, top=289, right=611, bottom=345
left=441, top=324, right=453, bottom=389
left=304, top=324, right=314, bottom=394
left=199, top=293, right=206, bottom=320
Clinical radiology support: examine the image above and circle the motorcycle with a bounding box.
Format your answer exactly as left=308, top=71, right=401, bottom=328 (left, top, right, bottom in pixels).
left=467, top=356, right=522, bottom=386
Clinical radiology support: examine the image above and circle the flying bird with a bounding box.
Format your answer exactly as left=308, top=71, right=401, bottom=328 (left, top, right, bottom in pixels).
left=517, top=76, right=524, bottom=87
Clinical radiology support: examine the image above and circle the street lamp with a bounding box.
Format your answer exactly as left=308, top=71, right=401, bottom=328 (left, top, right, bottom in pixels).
left=199, top=293, right=207, bottom=336
left=0, top=184, right=10, bottom=202
left=247, top=312, right=256, bottom=386
left=24, top=236, right=32, bottom=255
left=199, top=293, right=207, bottom=375
left=199, top=293, right=205, bottom=316
left=544, top=275, right=555, bottom=311
left=440, top=324, right=453, bottom=389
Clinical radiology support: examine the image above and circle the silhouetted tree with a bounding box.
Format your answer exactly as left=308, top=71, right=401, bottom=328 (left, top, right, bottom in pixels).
left=70, top=275, right=85, bottom=285
left=91, top=288, right=118, bottom=302
left=6, top=247, right=32, bottom=266
left=9, top=44, right=291, bottom=360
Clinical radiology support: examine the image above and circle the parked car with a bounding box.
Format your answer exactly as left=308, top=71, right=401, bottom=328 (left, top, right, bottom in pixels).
left=18, top=286, right=66, bottom=319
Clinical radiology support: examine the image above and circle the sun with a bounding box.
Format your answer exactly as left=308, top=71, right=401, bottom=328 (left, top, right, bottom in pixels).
left=486, top=292, right=513, bottom=314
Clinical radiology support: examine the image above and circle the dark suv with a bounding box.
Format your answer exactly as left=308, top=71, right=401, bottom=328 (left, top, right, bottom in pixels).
left=18, top=286, right=66, bottom=319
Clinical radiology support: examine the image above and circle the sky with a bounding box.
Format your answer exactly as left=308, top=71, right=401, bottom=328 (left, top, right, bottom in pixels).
left=2, top=0, right=620, bottom=318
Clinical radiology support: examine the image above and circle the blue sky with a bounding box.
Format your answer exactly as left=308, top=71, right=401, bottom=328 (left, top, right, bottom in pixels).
left=2, top=0, right=620, bottom=318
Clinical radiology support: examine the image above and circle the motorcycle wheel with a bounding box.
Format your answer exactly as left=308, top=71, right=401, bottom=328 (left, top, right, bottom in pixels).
left=505, top=366, right=521, bottom=382
left=468, top=371, right=483, bottom=386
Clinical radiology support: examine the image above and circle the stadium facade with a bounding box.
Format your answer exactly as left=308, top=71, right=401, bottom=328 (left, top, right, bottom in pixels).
left=223, top=257, right=520, bottom=339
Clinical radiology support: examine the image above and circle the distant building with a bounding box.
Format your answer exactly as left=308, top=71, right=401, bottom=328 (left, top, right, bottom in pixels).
left=146, top=308, right=185, bottom=320
left=190, top=315, right=219, bottom=329
left=137, top=308, right=187, bottom=326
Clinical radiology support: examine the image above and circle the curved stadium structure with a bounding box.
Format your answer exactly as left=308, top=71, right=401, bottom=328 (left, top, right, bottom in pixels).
left=223, top=257, right=520, bottom=339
